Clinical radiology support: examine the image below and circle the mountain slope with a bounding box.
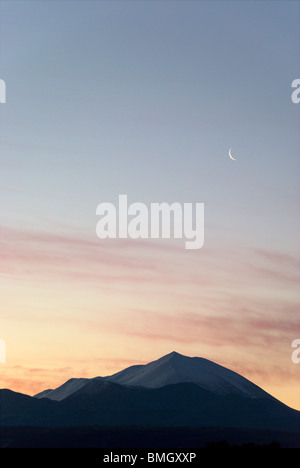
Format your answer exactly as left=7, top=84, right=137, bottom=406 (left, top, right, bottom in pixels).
left=34, top=351, right=274, bottom=402
left=34, top=378, right=91, bottom=401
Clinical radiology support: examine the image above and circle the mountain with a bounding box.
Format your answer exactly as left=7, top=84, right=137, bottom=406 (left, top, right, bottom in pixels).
left=1, top=351, right=299, bottom=445
left=34, top=351, right=273, bottom=401
left=1, top=381, right=299, bottom=433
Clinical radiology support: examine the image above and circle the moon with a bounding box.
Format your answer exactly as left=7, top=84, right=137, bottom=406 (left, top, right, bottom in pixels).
left=229, top=148, right=237, bottom=161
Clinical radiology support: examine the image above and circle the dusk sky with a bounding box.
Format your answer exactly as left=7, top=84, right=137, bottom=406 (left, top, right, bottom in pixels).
left=0, top=1, right=299, bottom=410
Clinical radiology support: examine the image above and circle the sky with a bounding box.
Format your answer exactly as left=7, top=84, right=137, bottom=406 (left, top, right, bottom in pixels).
left=0, top=1, right=299, bottom=410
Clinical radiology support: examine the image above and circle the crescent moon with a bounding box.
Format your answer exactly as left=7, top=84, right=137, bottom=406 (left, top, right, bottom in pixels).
left=229, top=148, right=237, bottom=161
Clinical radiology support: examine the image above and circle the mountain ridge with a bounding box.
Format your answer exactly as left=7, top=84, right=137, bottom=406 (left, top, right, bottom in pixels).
left=34, top=351, right=276, bottom=403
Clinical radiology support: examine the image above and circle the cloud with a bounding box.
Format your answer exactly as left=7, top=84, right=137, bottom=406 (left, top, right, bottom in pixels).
left=0, top=226, right=181, bottom=285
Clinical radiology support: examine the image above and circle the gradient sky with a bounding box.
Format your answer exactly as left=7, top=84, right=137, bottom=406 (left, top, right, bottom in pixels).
left=0, top=1, right=299, bottom=410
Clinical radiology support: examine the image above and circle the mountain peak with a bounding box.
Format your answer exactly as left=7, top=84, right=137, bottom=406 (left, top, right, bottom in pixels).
left=164, top=351, right=183, bottom=359
left=161, top=350, right=193, bottom=361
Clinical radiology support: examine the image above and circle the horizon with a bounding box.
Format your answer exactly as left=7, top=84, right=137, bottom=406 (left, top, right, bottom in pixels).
left=0, top=0, right=299, bottom=413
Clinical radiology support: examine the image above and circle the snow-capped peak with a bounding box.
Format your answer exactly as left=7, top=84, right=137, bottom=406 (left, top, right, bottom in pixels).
left=34, top=352, right=272, bottom=401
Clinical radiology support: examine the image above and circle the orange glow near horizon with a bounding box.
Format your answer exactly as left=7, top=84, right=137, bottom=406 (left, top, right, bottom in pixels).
left=0, top=228, right=299, bottom=410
